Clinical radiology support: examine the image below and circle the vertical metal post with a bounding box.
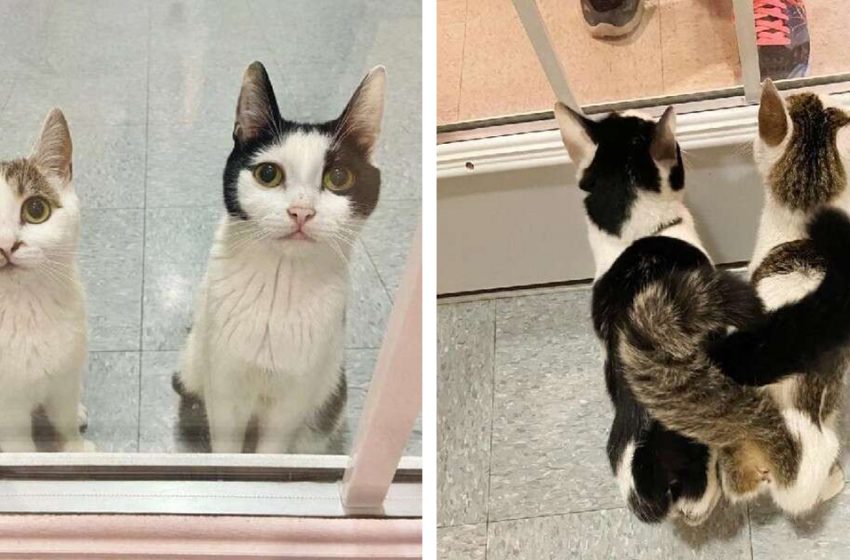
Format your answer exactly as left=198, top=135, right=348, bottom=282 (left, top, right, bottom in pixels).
left=512, top=0, right=581, bottom=112
left=731, top=0, right=762, bottom=102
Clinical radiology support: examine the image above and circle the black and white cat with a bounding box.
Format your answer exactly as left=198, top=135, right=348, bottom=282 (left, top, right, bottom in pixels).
left=0, top=109, right=92, bottom=452
left=173, top=61, right=385, bottom=453
left=555, top=103, right=724, bottom=524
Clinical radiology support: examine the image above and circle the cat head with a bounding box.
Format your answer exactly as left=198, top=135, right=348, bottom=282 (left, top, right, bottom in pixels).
left=755, top=80, right=850, bottom=211
left=0, top=109, right=79, bottom=274
left=223, top=61, right=385, bottom=256
left=554, top=103, right=685, bottom=238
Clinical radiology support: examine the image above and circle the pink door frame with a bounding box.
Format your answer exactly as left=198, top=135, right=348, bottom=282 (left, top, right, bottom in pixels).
left=342, top=223, right=422, bottom=513
left=0, top=515, right=421, bottom=559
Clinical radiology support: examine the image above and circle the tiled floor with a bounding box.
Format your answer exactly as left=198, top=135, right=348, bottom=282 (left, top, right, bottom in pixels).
left=0, top=0, right=421, bottom=455
left=438, top=0, right=850, bottom=125
left=438, top=285, right=850, bottom=559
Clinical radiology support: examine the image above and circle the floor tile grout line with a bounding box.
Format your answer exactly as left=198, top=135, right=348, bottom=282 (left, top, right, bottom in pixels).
left=484, top=298, right=496, bottom=560
left=136, top=3, right=153, bottom=451
left=439, top=504, right=627, bottom=530
left=454, top=0, right=469, bottom=125
left=361, top=240, right=395, bottom=303
left=747, top=503, right=754, bottom=560
left=0, top=76, right=17, bottom=117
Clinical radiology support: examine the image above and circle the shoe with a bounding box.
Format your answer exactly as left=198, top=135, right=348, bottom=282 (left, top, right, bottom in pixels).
left=581, top=0, right=645, bottom=38
left=754, top=0, right=810, bottom=80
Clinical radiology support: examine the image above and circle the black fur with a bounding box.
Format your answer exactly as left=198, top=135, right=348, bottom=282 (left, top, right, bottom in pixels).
left=578, top=115, right=684, bottom=236
left=172, top=373, right=211, bottom=453
left=712, top=208, right=850, bottom=385
left=593, top=236, right=715, bottom=523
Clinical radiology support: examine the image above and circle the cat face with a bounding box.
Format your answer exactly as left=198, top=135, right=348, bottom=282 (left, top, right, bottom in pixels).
left=755, top=80, right=850, bottom=211
left=223, top=61, right=385, bottom=256
left=0, top=109, right=79, bottom=274
left=554, top=104, right=685, bottom=238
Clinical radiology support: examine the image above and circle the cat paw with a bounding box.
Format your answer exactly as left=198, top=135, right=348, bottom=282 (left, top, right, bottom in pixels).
left=77, top=403, right=88, bottom=432
left=820, top=464, right=845, bottom=503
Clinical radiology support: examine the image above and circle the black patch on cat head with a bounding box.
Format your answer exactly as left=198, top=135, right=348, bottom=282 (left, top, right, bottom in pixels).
left=579, top=114, right=685, bottom=236
left=223, top=61, right=382, bottom=221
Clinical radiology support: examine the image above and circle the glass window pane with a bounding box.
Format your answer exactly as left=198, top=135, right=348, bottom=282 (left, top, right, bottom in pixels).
left=438, top=0, right=749, bottom=128
left=539, top=0, right=741, bottom=106
left=0, top=0, right=421, bottom=482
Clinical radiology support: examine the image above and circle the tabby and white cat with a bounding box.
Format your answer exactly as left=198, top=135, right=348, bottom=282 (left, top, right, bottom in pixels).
left=620, top=82, right=850, bottom=515
left=173, top=61, right=385, bottom=453
left=0, top=109, right=91, bottom=452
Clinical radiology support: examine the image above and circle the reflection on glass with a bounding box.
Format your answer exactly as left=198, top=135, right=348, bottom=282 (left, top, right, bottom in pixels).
left=0, top=1, right=422, bottom=458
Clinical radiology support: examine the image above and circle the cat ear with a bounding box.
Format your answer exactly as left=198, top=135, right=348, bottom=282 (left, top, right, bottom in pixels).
left=554, top=102, right=595, bottom=165
left=758, top=79, right=788, bottom=147
left=233, top=61, right=282, bottom=144
left=30, top=108, right=72, bottom=183
left=336, top=65, right=386, bottom=156
left=650, top=106, right=677, bottom=164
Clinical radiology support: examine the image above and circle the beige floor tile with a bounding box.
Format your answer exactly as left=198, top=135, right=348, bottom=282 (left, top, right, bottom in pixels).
left=439, top=20, right=466, bottom=124
left=660, top=0, right=741, bottom=95
left=439, top=0, right=469, bottom=25
left=807, top=0, right=850, bottom=77
left=537, top=0, right=664, bottom=105
left=458, top=0, right=553, bottom=122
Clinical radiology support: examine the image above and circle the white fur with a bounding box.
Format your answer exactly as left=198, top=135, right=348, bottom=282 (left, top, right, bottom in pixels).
left=0, top=161, right=90, bottom=452
left=677, top=448, right=721, bottom=525
left=770, top=409, right=840, bottom=514
left=757, top=269, right=823, bottom=310
left=614, top=440, right=637, bottom=501
left=587, top=188, right=708, bottom=278
left=179, top=130, right=361, bottom=453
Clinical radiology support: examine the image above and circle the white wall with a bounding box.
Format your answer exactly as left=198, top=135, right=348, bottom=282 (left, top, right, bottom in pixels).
left=438, top=143, right=765, bottom=294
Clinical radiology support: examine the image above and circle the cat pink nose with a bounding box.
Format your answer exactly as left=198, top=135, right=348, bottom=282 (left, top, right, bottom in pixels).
left=0, top=240, right=22, bottom=260
left=287, top=207, right=315, bottom=227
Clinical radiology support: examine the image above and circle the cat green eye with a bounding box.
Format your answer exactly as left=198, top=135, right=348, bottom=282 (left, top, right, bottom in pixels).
left=21, top=196, right=51, bottom=224
left=323, top=166, right=354, bottom=192
left=253, top=162, right=284, bottom=188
